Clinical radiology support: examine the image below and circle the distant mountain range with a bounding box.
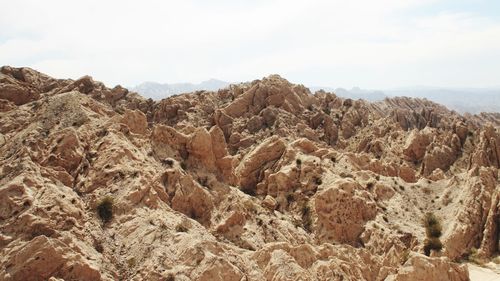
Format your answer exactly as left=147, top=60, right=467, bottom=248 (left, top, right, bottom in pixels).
left=310, top=86, right=387, bottom=102
left=311, top=86, right=500, bottom=114
left=384, top=87, right=500, bottom=114
left=130, top=80, right=500, bottom=114
left=130, top=79, right=229, bottom=100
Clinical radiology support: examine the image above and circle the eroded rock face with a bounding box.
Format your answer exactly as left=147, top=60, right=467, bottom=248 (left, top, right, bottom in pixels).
left=403, top=129, right=431, bottom=163
left=385, top=254, right=469, bottom=281
left=1, top=236, right=101, bottom=281
left=119, top=109, right=148, bottom=135
left=315, top=179, right=377, bottom=245
left=235, top=136, right=286, bottom=195
left=1, top=66, right=499, bottom=280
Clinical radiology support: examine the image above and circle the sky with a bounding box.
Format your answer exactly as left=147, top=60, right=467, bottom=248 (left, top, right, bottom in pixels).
left=1, top=0, right=500, bottom=89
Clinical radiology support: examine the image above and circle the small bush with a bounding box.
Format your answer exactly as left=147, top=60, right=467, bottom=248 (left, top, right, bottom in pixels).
left=366, top=182, right=375, bottom=190
left=424, top=237, right=443, bottom=256
left=426, top=223, right=442, bottom=238
left=301, top=204, right=312, bottom=233
left=314, top=177, right=322, bottom=185
left=296, top=158, right=302, bottom=166
left=423, top=213, right=440, bottom=232
left=97, top=196, right=114, bottom=223
left=423, top=212, right=443, bottom=256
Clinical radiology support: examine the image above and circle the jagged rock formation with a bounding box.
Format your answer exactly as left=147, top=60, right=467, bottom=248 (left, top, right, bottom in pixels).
left=1, top=66, right=500, bottom=280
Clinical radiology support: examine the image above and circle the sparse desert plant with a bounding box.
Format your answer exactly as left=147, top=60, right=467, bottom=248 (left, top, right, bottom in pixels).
left=424, top=237, right=443, bottom=256
left=424, top=213, right=441, bottom=231
left=423, top=212, right=443, bottom=256
left=97, top=196, right=114, bottom=223
left=301, top=203, right=313, bottom=233
left=296, top=158, right=302, bottom=166
left=366, top=182, right=375, bottom=190
left=314, top=177, right=322, bottom=185
left=423, top=213, right=442, bottom=237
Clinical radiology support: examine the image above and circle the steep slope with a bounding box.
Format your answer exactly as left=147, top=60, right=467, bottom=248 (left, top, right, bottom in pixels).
left=1, top=66, right=499, bottom=281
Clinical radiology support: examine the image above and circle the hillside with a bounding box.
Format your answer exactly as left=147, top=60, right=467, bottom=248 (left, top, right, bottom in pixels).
left=1, top=66, right=500, bottom=281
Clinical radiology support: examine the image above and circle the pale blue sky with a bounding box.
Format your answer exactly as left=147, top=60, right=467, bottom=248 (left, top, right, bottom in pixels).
left=1, top=0, right=499, bottom=89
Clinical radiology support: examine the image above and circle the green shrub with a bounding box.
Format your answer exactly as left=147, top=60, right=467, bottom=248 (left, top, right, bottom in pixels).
left=424, top=237, right=443, bottom=256
left=426, top=223, right=442, bottom=238
left=301, top=204, right=312, bottom=233
left=423, top=212, right=443, bottom=256
left=366, top=182, right=375, bottom=190
left=97, top=196, right=114, bottom=223
left=423, top=213, right=442, bottom=238
left=314, top=177, right=322, bottom=185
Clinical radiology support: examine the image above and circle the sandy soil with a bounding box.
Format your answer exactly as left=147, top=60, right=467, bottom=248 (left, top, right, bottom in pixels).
left=468, top=264, right=500, bottom=281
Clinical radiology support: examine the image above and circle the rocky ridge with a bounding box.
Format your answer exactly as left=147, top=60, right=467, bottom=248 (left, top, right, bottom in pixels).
left=1, top=66, right=500, bottom=280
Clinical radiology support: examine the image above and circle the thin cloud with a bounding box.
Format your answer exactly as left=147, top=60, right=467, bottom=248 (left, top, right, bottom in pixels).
left=1, top=0, right=499, bottom=88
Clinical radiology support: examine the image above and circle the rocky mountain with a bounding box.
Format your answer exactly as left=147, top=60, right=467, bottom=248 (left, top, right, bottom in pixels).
left=1, top=66, right=500, bottom=281
left=131, top=79, right=229, bottom=100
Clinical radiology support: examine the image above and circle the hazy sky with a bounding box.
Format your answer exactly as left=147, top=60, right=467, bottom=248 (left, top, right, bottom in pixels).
left=1, top=0, right=499, bottom=88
